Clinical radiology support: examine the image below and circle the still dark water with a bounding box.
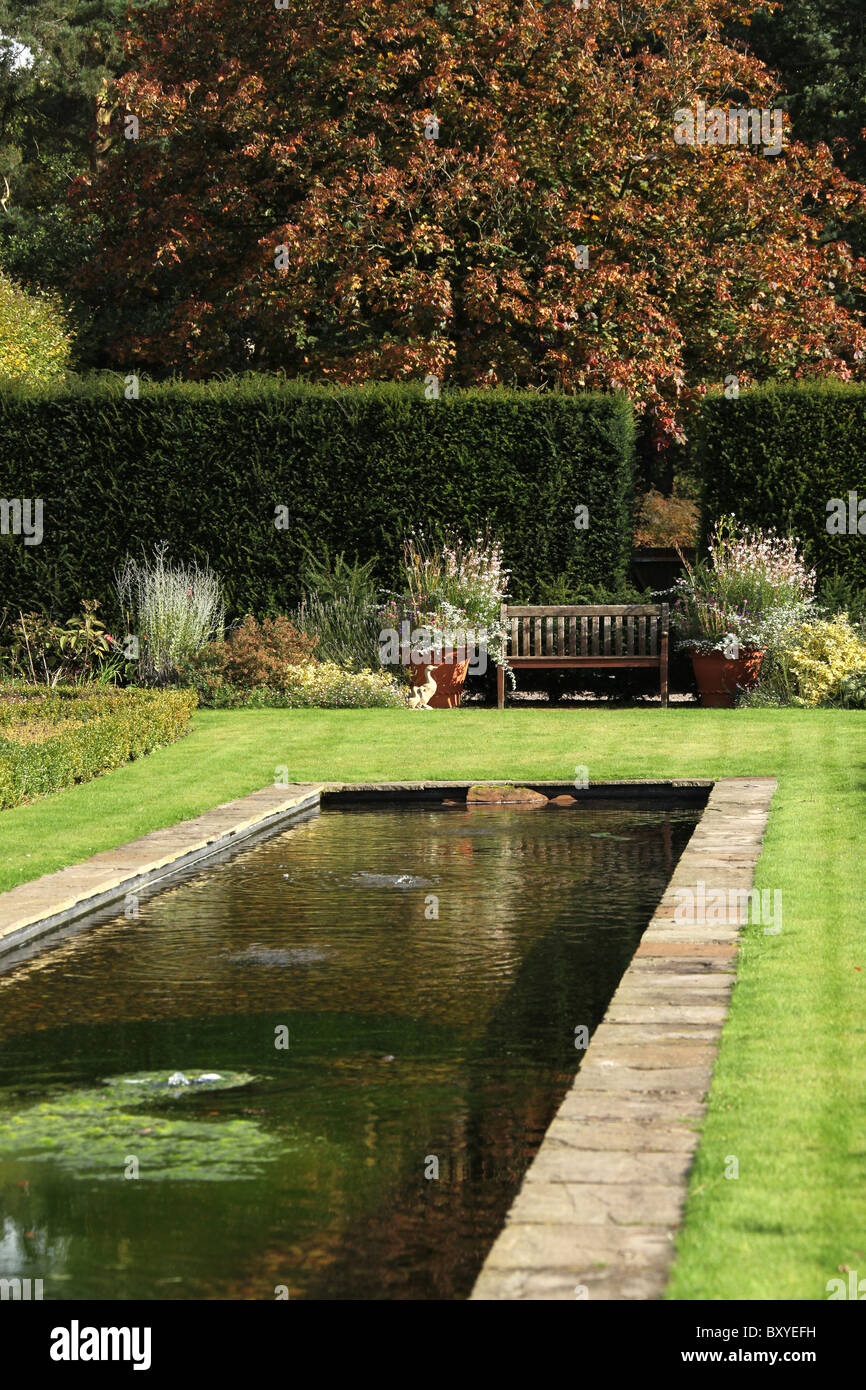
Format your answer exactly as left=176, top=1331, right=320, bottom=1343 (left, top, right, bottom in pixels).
left=0, top=802, right=697, bottom=1300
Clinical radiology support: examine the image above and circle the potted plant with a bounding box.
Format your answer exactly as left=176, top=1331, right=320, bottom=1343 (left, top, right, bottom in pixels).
left=380, top=530, right=511, bottom=707
left=672, top=518, right=816, bottom=708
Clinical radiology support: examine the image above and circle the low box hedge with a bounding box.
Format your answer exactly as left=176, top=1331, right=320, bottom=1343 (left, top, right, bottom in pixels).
left=0, top=685, right=197, bottom=809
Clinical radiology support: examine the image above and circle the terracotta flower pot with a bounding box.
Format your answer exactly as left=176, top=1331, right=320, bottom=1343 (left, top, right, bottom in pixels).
left=408, top=651, right=471, bottom=708
left=689, top=647, right=765, bottom=708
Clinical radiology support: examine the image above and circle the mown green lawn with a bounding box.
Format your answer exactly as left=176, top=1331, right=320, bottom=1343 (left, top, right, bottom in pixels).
left=2, top=706, right=864, bottom=1300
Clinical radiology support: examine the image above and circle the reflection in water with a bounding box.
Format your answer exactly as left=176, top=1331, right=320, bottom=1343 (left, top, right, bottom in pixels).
left=0, top=803, right=696, bottom=1300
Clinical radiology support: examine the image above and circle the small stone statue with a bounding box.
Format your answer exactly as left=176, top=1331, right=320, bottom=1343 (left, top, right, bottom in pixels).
left=408, top=664, right=438, bottom=709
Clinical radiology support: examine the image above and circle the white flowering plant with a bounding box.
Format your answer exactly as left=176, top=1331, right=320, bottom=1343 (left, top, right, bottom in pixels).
left=671, top=517, right=816, bottom=655
left=380, top=528, right=513, bottom=677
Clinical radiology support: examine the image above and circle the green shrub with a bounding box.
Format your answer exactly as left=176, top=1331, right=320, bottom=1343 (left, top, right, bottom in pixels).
left=293, top=592, right=383, bottom=673
left=190, top=661, right=405, bottom=709
left=816, top=570, right=866, bottom=631
left=0, top=601, right=124, bottom=685
left=531, top=577, right=653, bottom=605
left=292, top=543, right=384, bottom=672
left=0, top=271, right=72, bottom=384
left=0, top=377, right=635, bottom=616
left=696, top=381, right=866, bottom=590
left=178, top=614, right=318, bottom=703
left=0, top=684, right=197, bottom=808
left=739, top=615, right=866, bottom=708
left=838, top=668, right=866, bottom=709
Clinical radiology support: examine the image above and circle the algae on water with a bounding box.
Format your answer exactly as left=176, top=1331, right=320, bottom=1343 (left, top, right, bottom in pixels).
left=0, top=1071, right=275, bottom=1182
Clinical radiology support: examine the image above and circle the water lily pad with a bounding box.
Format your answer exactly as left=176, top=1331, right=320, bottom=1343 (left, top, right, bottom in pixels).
left=103, top=1070, right=256, bottom=1101
left=0, top=1072, right=272, bottom=1182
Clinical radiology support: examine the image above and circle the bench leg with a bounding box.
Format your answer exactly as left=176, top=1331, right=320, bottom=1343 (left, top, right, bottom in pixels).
left=497, top=664, right=505, bottom=710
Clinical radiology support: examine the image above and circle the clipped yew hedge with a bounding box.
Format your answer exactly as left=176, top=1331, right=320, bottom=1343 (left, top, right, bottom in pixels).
left=0, top=685, right=197, bottom=809
left=0, top=376, right=635, bottom=615
left=697, top=381, right=866, bottom=587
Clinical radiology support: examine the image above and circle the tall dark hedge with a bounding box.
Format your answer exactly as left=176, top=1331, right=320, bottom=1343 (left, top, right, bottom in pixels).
left=0, top=377, right=635, bottom=618
left=697, top=381, right=866, bottom=587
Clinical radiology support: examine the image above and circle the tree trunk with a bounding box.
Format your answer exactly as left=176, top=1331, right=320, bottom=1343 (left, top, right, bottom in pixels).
left=92, top=81, right=114, bottom=175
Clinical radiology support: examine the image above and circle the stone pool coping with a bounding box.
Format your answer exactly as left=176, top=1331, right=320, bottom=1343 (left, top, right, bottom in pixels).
left=0, top=784, right=323, bottom=956
left=469, top=775, right=778, bottom=1301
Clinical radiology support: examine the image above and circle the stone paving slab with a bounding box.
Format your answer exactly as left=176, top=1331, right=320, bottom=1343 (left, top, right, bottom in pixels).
left=604, top=1003, right=730, bottom=1025
left=479, top=1222, right=673, bottom=1270
left=0, top=784, right=322, bottom=955
left=586, top=1021, right=722, bottom=1046
left=576, top=1040, right=719, bottom=1067
left=470, top=775, right=777, bottom=1301
left=524, top=1148, right=697, bottom=1186
left=472, top=1266, right=671, bottom=1301
left=544, top=1117, right=701, bottom=1152
left=634, top=941, right=737, bottom=958
left=555, top=1090, right=707, bottom=1123
left=508, top=1181, right=688, bottom=1226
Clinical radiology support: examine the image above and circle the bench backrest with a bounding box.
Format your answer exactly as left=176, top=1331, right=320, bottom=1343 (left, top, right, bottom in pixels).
left=501, top=604, right=669, bottom=659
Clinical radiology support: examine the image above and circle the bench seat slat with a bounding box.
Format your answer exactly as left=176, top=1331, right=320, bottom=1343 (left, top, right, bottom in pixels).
left=509, top=656, right=663, bottom=668
left=504, top=604, right=665, bottom=617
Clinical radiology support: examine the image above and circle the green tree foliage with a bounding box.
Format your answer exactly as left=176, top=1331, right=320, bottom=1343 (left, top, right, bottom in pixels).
left=0, top=267, right=71, bottom=380
left=0, top=3, right=149, bottom=323
left=733, top=1, right=866, bottom=180
left=729, top=1, right=866, bottom=301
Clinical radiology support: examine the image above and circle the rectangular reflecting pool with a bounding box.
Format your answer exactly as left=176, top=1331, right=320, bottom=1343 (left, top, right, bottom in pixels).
left=0, top=799, right=698, bottom=1300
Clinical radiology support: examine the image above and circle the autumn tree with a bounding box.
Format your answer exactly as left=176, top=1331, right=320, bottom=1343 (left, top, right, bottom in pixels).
left=72, top=0, right=866, bottom=442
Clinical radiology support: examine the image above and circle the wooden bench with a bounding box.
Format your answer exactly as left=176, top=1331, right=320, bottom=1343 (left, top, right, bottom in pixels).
left=497, top=604, right=670, bottom=708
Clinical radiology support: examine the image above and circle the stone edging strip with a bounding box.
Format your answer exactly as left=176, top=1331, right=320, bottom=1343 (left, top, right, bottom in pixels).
left=469, top=775, right=778, bottom=1302
left=0, top=784, right=322, bottom=957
